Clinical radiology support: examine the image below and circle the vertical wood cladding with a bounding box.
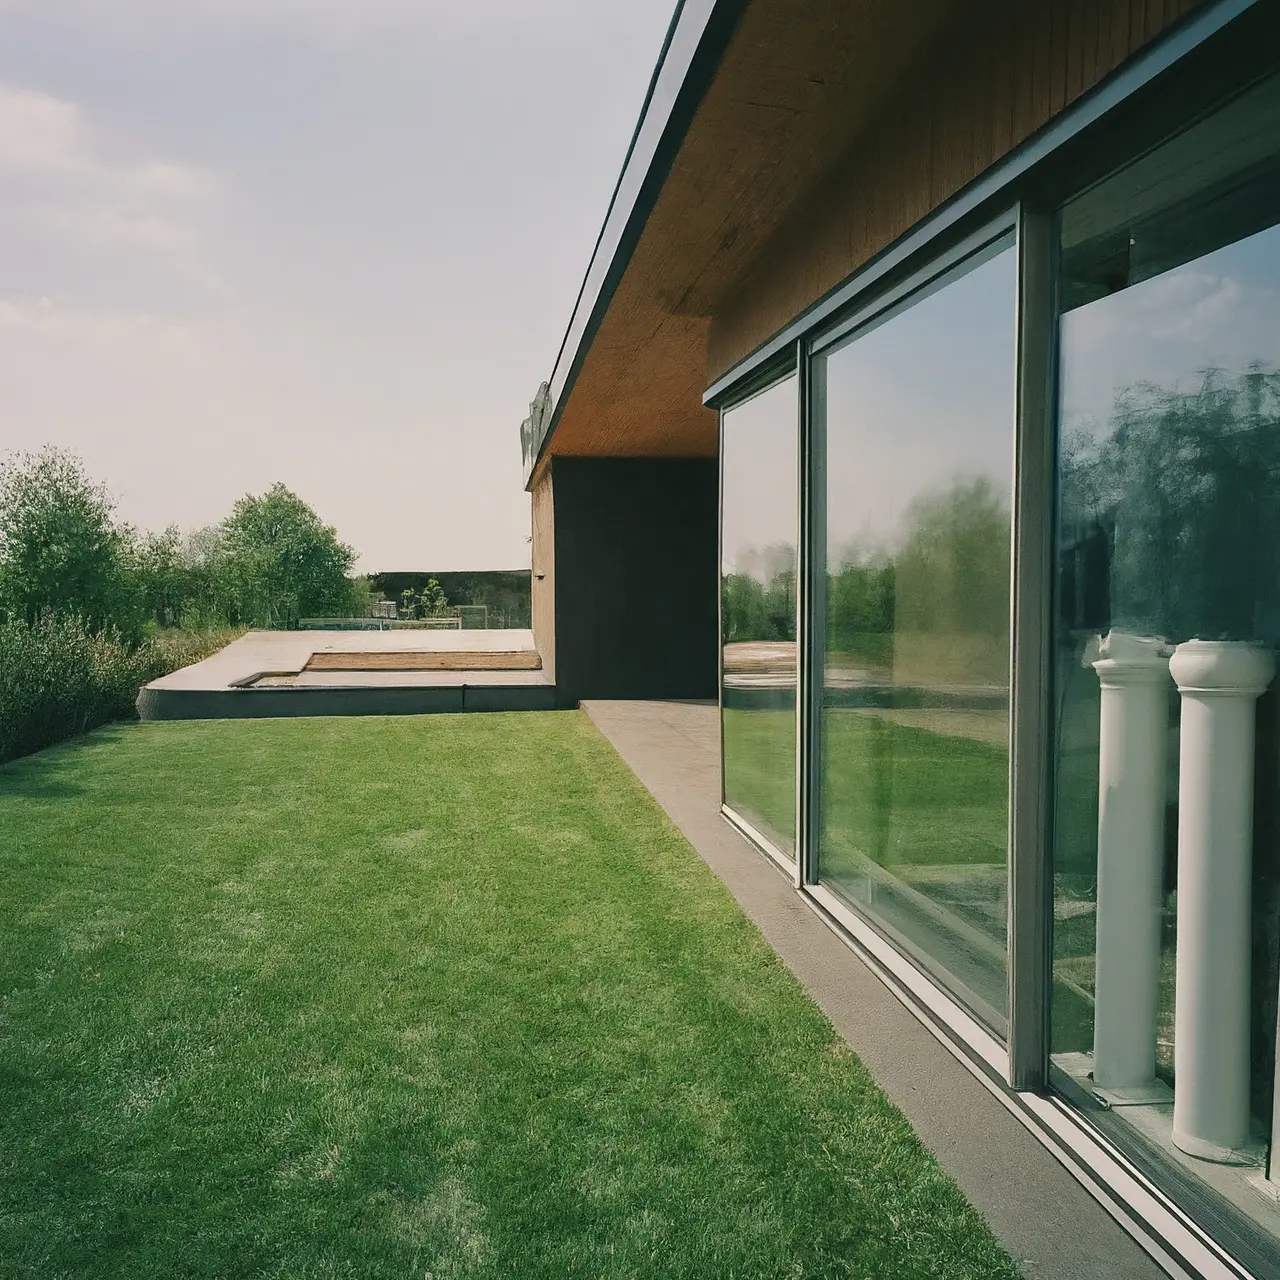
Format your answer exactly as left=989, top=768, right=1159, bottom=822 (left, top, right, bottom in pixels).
left=706, top=0, right=1199, bottom=380
left=530, top=469, right=556, bottom=682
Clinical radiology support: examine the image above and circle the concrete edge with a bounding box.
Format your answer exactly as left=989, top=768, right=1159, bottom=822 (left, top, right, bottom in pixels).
left=135, top=684, right=558, bottom=721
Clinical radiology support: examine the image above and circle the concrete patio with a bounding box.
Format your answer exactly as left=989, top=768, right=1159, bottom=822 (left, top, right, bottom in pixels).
left=137, top=629, right=554, bottom=719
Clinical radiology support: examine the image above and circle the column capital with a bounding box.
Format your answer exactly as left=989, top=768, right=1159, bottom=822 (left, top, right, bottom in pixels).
left=1169, top=639, right=1275, bottom=698
left=1092, top=630, right=1172, bottom=688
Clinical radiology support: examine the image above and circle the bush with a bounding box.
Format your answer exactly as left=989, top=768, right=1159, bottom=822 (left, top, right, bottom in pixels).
left=0, top=618, right=240, bottom=764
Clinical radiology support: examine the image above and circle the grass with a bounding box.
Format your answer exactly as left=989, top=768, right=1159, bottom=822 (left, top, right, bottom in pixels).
left=0, top=712, right=1019, bottom=1279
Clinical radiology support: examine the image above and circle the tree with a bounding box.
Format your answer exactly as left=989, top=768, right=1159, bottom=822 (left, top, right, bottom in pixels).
left=218, top=483, right=356, bottom=627
left=420, top=578, right=449, bottom=618
left=0, top=447, right=140, bottom=636
left=133, top=525, right=186, bottom=627
left=400, top=587, right=418, bottom=620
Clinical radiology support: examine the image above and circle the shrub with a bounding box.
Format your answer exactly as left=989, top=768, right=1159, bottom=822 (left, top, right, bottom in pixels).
left=0, top=618, right=240, bottom=764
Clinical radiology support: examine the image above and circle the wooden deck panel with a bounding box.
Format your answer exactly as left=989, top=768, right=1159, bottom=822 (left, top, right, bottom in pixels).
left=305, top=651, right=544, bottom=673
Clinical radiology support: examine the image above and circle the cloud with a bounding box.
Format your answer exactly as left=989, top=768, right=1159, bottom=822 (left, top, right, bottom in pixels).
left=0, top=85, right=220, bottom=288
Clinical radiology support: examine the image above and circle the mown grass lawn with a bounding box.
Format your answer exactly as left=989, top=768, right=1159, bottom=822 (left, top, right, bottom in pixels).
left=0, top=713, right=1019, bottom=1279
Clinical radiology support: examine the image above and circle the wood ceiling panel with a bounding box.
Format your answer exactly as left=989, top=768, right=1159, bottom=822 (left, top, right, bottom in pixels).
left=538, top=0, right=1199, bottom=481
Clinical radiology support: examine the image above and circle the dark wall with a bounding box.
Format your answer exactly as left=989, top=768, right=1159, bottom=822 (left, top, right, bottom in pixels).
left=551, top=457, right=718, bottom=704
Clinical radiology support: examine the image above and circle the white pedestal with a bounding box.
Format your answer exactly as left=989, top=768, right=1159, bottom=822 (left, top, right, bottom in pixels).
left=1091, top=632, right=1171, bottom=1094
left=1169, top=640, right=1274, bottom=1162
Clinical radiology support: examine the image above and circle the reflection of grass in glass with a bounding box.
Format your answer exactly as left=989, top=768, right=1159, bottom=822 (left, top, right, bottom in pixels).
left=722, top=707, right=795, bottom=854
left=723, top=709, right=1008, bottom=872
left=820, top=711, right=1008, bottom=874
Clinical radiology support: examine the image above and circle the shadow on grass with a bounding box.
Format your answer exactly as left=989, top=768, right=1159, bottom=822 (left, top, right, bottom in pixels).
left=0, top=724, right=133, bottom=796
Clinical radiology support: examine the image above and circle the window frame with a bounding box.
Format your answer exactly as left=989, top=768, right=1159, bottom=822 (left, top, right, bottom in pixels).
left=802, top=213, right=1022, bottom=1044
left=717, top=361, right=800, bottom=878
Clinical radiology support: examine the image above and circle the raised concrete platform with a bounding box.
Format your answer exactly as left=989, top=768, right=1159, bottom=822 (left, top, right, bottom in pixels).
left=137, top=629, right=554, bottom=720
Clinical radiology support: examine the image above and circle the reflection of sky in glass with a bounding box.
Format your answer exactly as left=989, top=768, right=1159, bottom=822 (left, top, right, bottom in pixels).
left=1061, top=224, right=1280, bottom=437
left=721, top=375, right=798, bottom=578
left=823, top=248, right=1016, bottom=558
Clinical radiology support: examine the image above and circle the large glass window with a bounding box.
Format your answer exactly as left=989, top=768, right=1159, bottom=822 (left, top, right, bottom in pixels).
left=721, top=375, right=798, bottom=859
left=1050, top=73, right=1280, bottom=1257
left=815, top=241, right=1016, bottom=1032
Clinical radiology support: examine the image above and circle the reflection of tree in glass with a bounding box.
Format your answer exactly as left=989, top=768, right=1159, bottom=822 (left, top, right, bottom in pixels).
left=827, top=540, right=894, bottom=662
left=722, top=543, right=795, bottom=643
left=1062, top=365, right=1280, bottom=644
left=825, top=478, right=1009, bottom=671
left=896, top=478, right=1010, bottom=638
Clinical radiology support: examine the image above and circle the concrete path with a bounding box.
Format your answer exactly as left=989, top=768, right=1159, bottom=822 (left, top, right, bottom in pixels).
left=582, top=698, right=1166, bottom=1280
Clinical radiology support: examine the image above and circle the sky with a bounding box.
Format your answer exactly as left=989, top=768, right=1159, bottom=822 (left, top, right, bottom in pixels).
left=823, top=245, right=1016, bottom=560
left=1061, top=224, right=1280, bottom=438
left=0, top=0, right=677, bottom=571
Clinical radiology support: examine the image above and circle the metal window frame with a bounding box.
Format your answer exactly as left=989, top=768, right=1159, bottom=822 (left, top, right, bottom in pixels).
left=800, top=213, right=1020, bottom=1051
left=1007, top=203, right=1058, bottom=1090
left=797, top=335, right=821, bottom=892
left=717, top=360, right=800, bottom=877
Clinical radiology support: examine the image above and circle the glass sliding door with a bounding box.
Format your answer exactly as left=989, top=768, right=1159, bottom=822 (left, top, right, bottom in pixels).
left=1049, top=73, right=1280, bottom=1258
left=721, top=374, right=799, bottom=860
left=814, top=239, right=1017, bottom=1032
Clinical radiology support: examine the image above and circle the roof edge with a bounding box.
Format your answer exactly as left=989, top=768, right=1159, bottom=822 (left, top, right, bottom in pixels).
left=522, top=0, right=748, bottom=489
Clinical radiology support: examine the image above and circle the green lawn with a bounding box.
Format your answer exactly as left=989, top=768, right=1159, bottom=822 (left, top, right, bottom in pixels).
left=0, top=713, right=1018, bottom=1279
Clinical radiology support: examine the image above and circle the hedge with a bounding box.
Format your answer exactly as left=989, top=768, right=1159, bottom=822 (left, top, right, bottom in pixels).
left=0, top=618, right=238, bottom=764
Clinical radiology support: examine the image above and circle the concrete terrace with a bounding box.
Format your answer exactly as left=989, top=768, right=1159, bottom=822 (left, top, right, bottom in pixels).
left=137, top=629, right=553, bottom=719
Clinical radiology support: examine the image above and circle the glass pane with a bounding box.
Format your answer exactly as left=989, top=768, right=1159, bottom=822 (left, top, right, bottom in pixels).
left=721, top=375, right=798, bottom=858
left=1051, top=73, right=1280, bottom=1259
left=816, top=242, right=1015, bottom=1032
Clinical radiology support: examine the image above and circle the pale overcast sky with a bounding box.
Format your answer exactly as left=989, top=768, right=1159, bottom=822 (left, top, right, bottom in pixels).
left=0, top=0, right=676, bottom=570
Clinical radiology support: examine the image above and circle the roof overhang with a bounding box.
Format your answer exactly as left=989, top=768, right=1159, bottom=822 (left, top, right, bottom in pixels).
left=522, top=0, right=992, bottom=490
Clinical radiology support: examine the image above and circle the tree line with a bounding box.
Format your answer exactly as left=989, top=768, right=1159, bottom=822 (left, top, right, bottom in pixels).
left=0, top=446, right=366, bottom=639
left=723, top=475, right=1011, bottom=666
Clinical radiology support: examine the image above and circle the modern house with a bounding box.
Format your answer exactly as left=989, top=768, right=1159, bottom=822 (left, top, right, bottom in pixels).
left=522, top=0, right=1280, bottom=1275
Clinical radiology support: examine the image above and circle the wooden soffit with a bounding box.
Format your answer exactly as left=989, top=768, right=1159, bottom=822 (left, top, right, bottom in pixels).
left=531, top=0, right=975, bottom=485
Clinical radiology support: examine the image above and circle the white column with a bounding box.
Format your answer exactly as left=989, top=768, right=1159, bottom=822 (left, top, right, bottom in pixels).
left=1169, top=639, right=1274, bottom=1161
left=1091, top=631, right=1171, bottom=1094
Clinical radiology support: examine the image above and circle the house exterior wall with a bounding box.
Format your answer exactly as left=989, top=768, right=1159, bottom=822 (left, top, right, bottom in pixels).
left=529, top=0, right=1280, bottom=1269
left=550, top=458, right=718, bottom=706
left=530, top=468, right=556, bottom=683
left=706, top=0, right=1199, bottom=382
